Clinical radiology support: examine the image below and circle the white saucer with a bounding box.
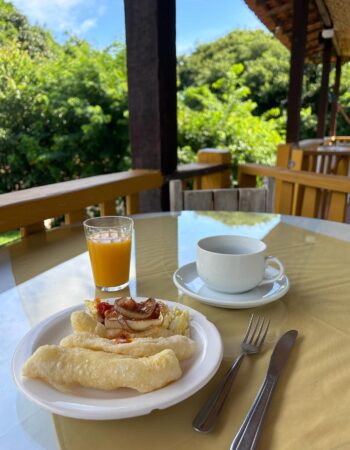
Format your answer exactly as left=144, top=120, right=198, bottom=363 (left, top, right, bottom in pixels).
left=173, top=262, right=289, bottom=309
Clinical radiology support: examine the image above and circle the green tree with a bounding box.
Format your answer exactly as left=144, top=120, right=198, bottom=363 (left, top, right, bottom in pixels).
left=178, top=30, right=291, bottom=114
left=178, top=65, right=282, bottom=176
left=0, top=30, right=130, bottom=192
left=2, top=0, right=349, bottom=198
left=0, top=0, right=54, bottom=56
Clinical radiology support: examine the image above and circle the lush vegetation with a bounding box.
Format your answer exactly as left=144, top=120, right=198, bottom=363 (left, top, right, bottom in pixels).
left=0, top=0, right=130, bottom=193
left=178, top=29, right=350, bottom=139
left=1, top=0, right=349, bottom=196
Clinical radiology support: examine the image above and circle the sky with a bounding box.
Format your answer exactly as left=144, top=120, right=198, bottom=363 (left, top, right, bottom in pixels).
left=11, top=0, right=266, bottom=53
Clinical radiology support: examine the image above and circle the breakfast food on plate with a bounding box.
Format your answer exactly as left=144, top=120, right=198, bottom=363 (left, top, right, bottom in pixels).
left=71, top=310, right=108, bottom=337
left=60, top=332, right=196, bottom=360
left=81, top=297, right=191, bottom=339
left=22, top=297, right=196, bottom=394
left=22, top=345, right=182, bottom=393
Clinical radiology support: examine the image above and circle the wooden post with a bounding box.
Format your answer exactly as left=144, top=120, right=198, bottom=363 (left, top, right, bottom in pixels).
left=196, top=149, right=231, bottom=189
left=124, top=0, right=177, bottom=212
left=20, top=222, right=45, bottom=237
left=329, top=56, right=342, bottom=137
left=64, top=209, right=85, bottom=225
left=317, top=38, right=333, bottom=138
left=286, top=0, right=308, bottom=144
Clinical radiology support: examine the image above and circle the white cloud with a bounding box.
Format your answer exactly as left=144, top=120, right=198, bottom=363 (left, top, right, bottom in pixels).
left=77, top=18, right=96, bottom=34
left=11, top=0, right=105, bottom=36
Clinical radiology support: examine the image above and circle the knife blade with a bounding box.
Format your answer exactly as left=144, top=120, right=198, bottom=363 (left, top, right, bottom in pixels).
left=230, top=330, right=298, bottom=450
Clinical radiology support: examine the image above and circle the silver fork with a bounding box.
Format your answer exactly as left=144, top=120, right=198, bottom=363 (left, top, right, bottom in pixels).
left=192, top=314, right=270, bottom=433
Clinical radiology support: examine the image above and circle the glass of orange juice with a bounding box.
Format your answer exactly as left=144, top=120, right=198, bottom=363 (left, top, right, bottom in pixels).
left=83, top=216, right=133, bottom=291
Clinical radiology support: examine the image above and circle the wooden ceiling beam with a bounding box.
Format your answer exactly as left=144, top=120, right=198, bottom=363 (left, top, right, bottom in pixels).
left=283, top=20, right=323, bottom=34
left=266, top=3, right=292, bottom=17
left=283, top=26, right=323, bottom=43
left=314, top=0, right=332, bottom=27
left=314, top=0, right=341, bottom=56
left=244, top=0, right=347, bottom=60
left=306, top=43, right=322, bottom=55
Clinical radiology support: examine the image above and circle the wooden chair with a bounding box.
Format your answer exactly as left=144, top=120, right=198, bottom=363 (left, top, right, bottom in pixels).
left=298, top=138, right=324, bottom=151
left=238, top=164, right=350, bottom=222
left=169, top=179, right=270, bottom=212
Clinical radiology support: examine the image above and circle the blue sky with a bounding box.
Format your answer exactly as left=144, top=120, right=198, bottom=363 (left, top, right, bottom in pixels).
left=11, top=0, right=266, bottom=53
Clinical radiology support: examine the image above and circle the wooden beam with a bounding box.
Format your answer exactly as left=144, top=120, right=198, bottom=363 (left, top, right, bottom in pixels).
left=124, top=0, right=177, bottom=212
left=314, top=0, right=341, bottom=56
left=286, top=0, right=309, bottom=144
left=266, top=3, right=292, bottom=17
left=283, top=18, right=323, bottom=35
left=314, top=0, right=332, bottom=27
left=238, top=163, right=350, bottom=193
left=329, top=56, right=342, bottom=136
left=317, top=38, right=332, bottom=138
left=166, top=163, right=231, bottom=181
left=20, top=222, right=45, bottom=237
left=196, top=149, right=231, bottom=189
left=0, top=170, right=162, bottom=233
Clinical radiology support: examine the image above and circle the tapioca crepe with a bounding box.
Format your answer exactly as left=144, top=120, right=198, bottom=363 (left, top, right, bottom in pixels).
left=22, top=297, right=196, bottom=393
left=22, top=346, right=182, bottom=393
left=61, top=332, right=196, bottom=360
left=81, top=297, right=191, bottom=338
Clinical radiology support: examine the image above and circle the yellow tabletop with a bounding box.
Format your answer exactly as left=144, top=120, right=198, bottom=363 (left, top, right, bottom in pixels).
left=2, top=211, right=350, bottom=450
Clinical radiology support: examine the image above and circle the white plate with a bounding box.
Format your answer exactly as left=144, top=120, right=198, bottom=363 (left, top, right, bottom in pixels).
left=12, top=299, right=223, bottom=420
left=173, top=262, right=289, bottom=309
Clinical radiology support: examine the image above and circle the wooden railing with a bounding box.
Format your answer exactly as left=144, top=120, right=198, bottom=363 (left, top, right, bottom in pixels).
left=324, top=136, right=350, bottom=145
left=166, top=149, right=231, bottom=189
left=290, top=148, right=350, bottom=176
left=0, top=169, right=163, bottom=236
left=0, top=149, right=232, bottom=237
left=238, top=163, right=350, bottom=222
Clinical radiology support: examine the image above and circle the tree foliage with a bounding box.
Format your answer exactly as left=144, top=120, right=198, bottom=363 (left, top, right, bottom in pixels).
left=1, top=1, right=350, bottom=195
left=0, top=2, right=130, bottom=193
left=178, top=29, right=350, bottom=138
left=178, top=30, right=290, bottom=115
left=178, top=65, right=282, bottom=176
left=0, top=0, right=54, bottom=56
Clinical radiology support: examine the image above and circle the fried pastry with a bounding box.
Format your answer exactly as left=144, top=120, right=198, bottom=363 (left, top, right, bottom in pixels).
left=22, top=345, right=182, bottom=393
left=70, top=310, right=107, bottom=337
left=60, top=332, right=196, bottom=360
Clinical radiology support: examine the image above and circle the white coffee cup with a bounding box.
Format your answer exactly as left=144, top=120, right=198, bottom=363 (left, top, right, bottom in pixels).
left=196, top=235, right=284, bottom=294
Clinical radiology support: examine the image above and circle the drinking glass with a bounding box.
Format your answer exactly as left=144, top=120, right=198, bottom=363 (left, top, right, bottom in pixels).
left=83, top=216, right=133, bottom=291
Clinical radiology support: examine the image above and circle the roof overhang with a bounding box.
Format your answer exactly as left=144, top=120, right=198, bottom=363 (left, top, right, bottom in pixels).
left=244, top=0, right=350, bottom=62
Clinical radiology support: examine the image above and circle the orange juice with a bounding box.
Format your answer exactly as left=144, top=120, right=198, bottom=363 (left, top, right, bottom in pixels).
left=87, top=232, right=131, bottom=288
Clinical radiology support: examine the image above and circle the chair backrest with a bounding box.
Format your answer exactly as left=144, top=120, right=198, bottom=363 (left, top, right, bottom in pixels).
left=238, top=163, right=350, bottom=222
left=298, top=139, right=324, bottom=151
left=169, top=180, right=270, bottom=212
left=290, top=147, right=350, bottom=176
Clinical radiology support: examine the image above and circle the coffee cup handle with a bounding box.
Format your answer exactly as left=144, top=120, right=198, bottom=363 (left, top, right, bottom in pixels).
left=259, top=256, right=284, bottom=286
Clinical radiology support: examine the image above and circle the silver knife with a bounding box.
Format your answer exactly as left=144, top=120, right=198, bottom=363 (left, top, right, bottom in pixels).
left=230, top=330, right=298, bottom=450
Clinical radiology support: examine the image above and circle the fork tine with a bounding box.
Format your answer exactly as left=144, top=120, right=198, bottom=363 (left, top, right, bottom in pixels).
left=248, top=315, right=261, bottom=344
left=242, top=314, right=254, bottom=343
left=253, top=318, right=265, bottom=346
left=258, top=319, right=270, bottom=349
